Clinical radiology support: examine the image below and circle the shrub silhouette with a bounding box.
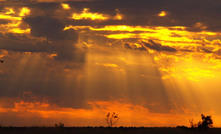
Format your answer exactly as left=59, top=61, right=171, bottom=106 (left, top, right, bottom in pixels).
left=189, top=119, right=198, bottom=128
left=105, top=112, right=119, bottom=127
left=197, top=114, right=213, bottom=129
left=55, top=122, right=64, bottom=128
left=189, top=114, right=213, bottom=129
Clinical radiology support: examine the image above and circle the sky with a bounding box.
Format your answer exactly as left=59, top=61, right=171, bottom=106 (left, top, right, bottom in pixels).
left=1, top=0, right=221, bottom=127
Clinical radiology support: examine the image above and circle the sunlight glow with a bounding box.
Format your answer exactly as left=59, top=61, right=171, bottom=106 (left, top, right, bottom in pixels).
left=5, top=8, right=15, bottom=15
left=66, top=25, right=218, bottom=48
left=96, top=63, right=118, bottom=67
left=0, top=14, right=21, bottom=20
left=154, top=52, right=219, bottom=81
left=9, top=28, right=31, bottom=33
left=158, top=11, right=167, bottom=17
left=65, top=24, right=221, bottom=83
left=115, top=14, right=123, bottom=20
left=61, top=3, right=70, bottom=9
left=49, top=54, right=58, bottom=59
left=19, top=7, right=30, bottom=17
left=0, top=50, right=8, bottom=58
left=72, top=8, right=108, bottom=20
left=0, top=7, right=31, bottom=34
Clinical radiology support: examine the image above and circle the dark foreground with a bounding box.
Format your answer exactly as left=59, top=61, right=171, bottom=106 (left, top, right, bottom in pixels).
left=0, top=127, right=220, bottom=134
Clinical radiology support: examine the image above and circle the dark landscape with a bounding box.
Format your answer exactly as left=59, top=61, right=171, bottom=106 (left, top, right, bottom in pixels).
left=0, top=127, right=221, bottom=134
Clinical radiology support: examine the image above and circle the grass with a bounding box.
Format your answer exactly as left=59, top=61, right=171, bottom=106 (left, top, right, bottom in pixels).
left=0, top=127, right=220, bottom=134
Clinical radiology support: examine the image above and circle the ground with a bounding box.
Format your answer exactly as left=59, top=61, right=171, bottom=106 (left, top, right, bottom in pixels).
left=0, top=127, right=220, bottom=134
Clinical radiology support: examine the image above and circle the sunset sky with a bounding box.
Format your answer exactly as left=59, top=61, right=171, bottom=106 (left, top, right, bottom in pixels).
left=1, top=0, right=221, bottom=127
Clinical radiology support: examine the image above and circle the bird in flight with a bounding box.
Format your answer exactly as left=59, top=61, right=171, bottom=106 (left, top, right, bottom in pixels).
left=0, top=60, right=4, bottom=63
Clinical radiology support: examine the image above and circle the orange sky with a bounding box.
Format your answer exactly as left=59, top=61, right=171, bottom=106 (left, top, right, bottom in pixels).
left=0, top=0, right=221, bottom=127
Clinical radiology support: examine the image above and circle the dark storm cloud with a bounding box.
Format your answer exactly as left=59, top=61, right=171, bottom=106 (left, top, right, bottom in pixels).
left=60, top=0, right=221, bottom=32
left=0, top=33, right=85, bottom=62
left=0, top=2, right=84, bottom=109
left=0, top=34, right=52, bottom=52
left=124, top=40, right=176, bottom=52
left=24, top=16, right=85, bottom=62
left=0, top=52, right=87, bottom=109
left=0, top=15, right=85, bottom=62
left=142, top=40, right=177, bottom=52
left=23, top=16, right=77, bottom=41
left=3, top=0, right=221, bottom=31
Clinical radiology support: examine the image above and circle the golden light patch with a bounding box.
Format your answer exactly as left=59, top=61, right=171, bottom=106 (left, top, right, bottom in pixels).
left=5, top=8, right=15, bottom=15
left=9, top=28, right=31, bottom=33
left=0, top=54, right=5, bottom=58
left=0, top=14, right=21, bottom=20
left=95, top=63, right=119, bottom=68
left=69, top=25, right=218, bottom=48
left=103, top=63, right=118, bottom=67
left=61, top=3, right=70, bottom=9
left=114, top=9, right=123, bottom=20
left=134, top=43, right=143, bottom=48
left=0, top=7, right=31, bottom=34
left=72, top=8, right=108, bottom=20
left=19, top=7, right=30, bottom=17
left=65, top=24, right=221, bottom=82
left=158, top=11, right=167, bottom=17
left=154, top=52, right=219, bottom=81
left=115, top=13, right=123, bottom=20
left=106, top=33, right=136, bottom=39
left=49, top=54, right=58, bottom=59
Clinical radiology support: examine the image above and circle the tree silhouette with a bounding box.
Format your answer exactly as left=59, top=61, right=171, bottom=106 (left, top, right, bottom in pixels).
left=55, top=122, right=64, bottom=128
left=189, top=114, right=213, bottom=129
left=198, top=114, right=213, bottom=129
left=105, top=112, right=119, bottom=127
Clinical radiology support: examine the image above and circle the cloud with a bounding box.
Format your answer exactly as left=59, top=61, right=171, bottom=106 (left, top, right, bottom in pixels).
left=0, top=98, right=196, bottom=127
left=3, top=0, right=221, bottom=32
left=23, top=16, right=77, bottom=41
left=1, top=0, right=221, bottom=124
left=140, top=40, right=177, bottom=52
left=0, top=34, right=52, bottom=52
left=0, top=16, right=84, bottom=62
left=23, top=16, right=85, bottom=62
left=124, top=42, right=147, bottom=51
left=56, top=0, right=221, bottom=32
left=124, top=43, right=132, bottom=49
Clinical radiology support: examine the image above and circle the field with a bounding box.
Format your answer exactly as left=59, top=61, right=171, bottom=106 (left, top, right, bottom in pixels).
left=0, top=127, right=220, bottom=134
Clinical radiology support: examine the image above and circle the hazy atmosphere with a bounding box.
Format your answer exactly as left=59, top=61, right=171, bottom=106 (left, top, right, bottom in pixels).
left=1, top=0, right=221, bottom=127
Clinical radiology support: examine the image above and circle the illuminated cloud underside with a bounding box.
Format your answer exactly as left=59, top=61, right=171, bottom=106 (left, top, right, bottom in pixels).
left=72, top=8, right=123, bottom=20
left=72, top=8, right=109, bottom=20
left=0, top=7, right=31, bottom=33
left=66, top=24, right=221, bottom=81
left=61, top=3, right=70, bottom=9
left=158, top=11, right=167, bottom=17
